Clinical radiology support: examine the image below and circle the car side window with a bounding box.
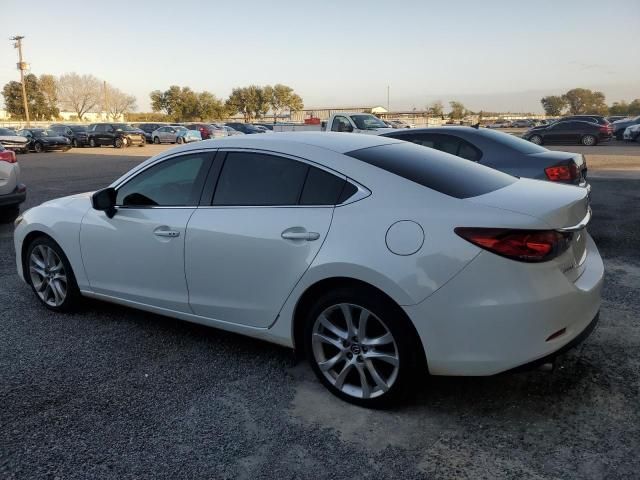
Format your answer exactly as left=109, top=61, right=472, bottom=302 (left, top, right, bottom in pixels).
left=300, top=166, right=347, bottom=205
left=331, top=116, right=351, bottom=132
left=116, top=153, right=210, bottom=207
left=457, top=142, right=482, bottom=162
left=212, top=152, right=309, bottom=206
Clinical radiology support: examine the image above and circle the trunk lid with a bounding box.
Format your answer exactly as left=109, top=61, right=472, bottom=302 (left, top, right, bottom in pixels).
left=468, top=177, right=589, bottom=230
left=528, top=150, right=587, bottom=184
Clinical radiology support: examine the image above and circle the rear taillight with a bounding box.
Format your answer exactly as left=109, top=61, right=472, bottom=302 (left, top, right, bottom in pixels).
left=0, top=150, right=17, bottom=163
left=455, top=227, right=572, bottom=262
left=545, top=162, right=578, bottom=182
left=599, top=125, right=610, bottom=133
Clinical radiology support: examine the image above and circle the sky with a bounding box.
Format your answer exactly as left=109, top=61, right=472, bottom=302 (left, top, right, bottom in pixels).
left=1, top=0, right=639, bottom=113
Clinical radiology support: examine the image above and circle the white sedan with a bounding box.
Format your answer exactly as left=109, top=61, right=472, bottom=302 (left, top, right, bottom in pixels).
left=14, top=133, right=603, bottom=407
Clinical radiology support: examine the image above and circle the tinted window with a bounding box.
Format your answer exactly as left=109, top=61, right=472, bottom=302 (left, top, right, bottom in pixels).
left=213, top=152, right=308, bottom=206
left=338, top=182, right=358, bottom=203
left=458, top=142, right=481, bottom=161
left=478, top=128, right=547, bottom=154
left=331, top=116, right=352, bottom=132
left=300, top=167, right=346, bottom=205
left=390, top=133, right=482, bottom=162
left=116, top=154, right=208, bottom=207
left=71, top=126, right=87, bottom=132
left=346, top=142, right=515, bottom=199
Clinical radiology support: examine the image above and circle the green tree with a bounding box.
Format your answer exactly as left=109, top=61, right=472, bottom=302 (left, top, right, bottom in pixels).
left=540, top=95, right=567, bottom=116
left=225, top=85, right=269, bottom=122
left=150, top=86, right=223, bottom=121
left=195, top=91, right=225, bottom=120
left=562, top=88, right=607, bottom=115
left=628, top=99, right=640, bottom=116
left=263, top=84, right=303, bottom=122
left=57, top=72, right=102, bottom=120
left=126, top=112, right=169, bottom=122
left=448, top=101, right=466, bottom=119
left=1, top=74, right=59, bottom=120
left=39, top=74, right=59, bottom=119
left=427, top=100, right=444, bottom=117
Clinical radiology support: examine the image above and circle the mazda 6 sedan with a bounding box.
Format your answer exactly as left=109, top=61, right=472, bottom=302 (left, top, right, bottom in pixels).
left=14, top=133, right=603, bottom=407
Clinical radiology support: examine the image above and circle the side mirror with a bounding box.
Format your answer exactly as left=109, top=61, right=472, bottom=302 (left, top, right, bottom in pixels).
left=91, top=187, right=117, bottom=218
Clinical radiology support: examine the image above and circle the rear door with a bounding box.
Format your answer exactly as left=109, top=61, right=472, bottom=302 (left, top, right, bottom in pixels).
left=544, top=122, right=575, bottom=144
left=185, top=150, right=342, bottom=328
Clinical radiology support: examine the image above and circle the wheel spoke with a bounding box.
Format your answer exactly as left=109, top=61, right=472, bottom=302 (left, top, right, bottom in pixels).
left=31, top=254, right=45, bottom=269
left=35, top=278, right=49, bottom=292
left=358, top=309, right=370, bottom=341
left=50, top=280, right=63, bottom=305
left=354, top=362, right=372, bottom=399
left=364, top=350, right=399, bottom=366
left=46, top=247, right=56, bottom=269
left=319, top=314, right=347, bottom=340
left=312, top=332, right=343, bottom=351
left=29, top=265, right=46, bottom=278
left=362, top=332, right=394, bottom=346
left=365, top=359, right=390, bottom=392
left=340, top=304, right=355, bottom=337
left=318, top=351, right=343, bottom=372
left=333, top=361, right=353, bottom=390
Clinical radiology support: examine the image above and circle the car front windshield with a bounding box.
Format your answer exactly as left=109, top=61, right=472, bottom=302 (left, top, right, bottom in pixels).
left=175, top=127, right=187, bottom=132
left=0, top=128, right=16, bottom=135
left=481, top=128, right=548, bottom=154
left=33, top=130, right=56, bottom=137
left=351, top=115, right=388, bottom=130
left=113, top=124, right=135, bottom=132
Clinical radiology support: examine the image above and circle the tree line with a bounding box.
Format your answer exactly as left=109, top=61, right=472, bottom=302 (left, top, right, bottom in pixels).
left=149, top=84, right=303, bottom=122
left=2, top=72, right=135, bottom=121
left=541, top=88, right=640, bottom=117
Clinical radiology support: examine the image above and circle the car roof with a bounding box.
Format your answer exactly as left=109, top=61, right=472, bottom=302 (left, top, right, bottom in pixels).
left=178, top=132, right=403, bottom=154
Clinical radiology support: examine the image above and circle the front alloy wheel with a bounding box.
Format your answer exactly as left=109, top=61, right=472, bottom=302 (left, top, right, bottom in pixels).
left=529, top=134, right=543, bottom=145
left=34, top=142, right=43, bottom=153
left=29, top=244, right=68, bottom=308
left=582, top=134, right=597, bottom=146
left=115, top=137, right=125, bottom=148
left=311, top=303, right=400, bottom=401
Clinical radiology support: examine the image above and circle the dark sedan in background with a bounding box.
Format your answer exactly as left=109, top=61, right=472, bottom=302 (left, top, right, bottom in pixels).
left=225, top=122, right=265, bottom=134
left=87, top=123, right=146, bottom=148
left=16, top=129, right=71, bottom=153
left=49, top=124, right=89, bottom=147
left=611, top=115, right=640, bottom=140
left=522, top=120, right=612, bottom=146
left=131, top=122, right=169, bottom=143
left=381, top=126, right=588, bottom=188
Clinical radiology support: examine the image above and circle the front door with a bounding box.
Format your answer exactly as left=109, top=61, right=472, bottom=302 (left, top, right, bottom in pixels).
left=185, top=150, right=344, bottom=328
left=80, top=152, right=212, bottom=311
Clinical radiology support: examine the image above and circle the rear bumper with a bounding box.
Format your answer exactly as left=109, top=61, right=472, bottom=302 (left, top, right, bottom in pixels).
left=403, top=233, right=603, bottom=376
left=0, top=183, right=26, bottom=206
left=124, top=136, right=145, bottom=145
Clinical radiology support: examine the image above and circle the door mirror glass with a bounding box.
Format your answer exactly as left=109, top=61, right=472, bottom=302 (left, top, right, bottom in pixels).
left=91, top=187, right=117, bottom=218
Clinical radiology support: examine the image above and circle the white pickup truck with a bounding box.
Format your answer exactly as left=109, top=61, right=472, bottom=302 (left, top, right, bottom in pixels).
left=273, top=113, right=395, bottom=135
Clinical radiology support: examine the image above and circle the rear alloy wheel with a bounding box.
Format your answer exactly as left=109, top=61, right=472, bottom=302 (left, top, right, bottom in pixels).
left=582, top=134, right=597, bottom=146
left=153, top=136, right=160, bottom=144
left=529, top=134, right=543, bottom=145
left=114, top=137, right=125, bottom=149
left=305, top=288, right=420, bottom=407
left=26, top=238, right=80, bottom=312
left=89, top=138, right=97, bottom=148
left=34, top=142, right=43, bottom=153
left=177, top=136, right=184, bottom=144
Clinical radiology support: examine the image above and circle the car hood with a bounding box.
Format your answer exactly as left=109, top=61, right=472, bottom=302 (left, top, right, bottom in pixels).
left=0, top=135, right=29, bottom=144
left=40, top=191, right=93, bottom=208
left=469, top=177, right=589, bottom=229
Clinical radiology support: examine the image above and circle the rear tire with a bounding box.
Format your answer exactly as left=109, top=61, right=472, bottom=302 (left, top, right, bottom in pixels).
left=114, top=137, right=125, bottom=149
left=89, top=138, right=97, bottom=148
left=25, top=236, right=81, bottom=312
left=177, top=136, right=184, bottom=144
left=303, top=286, right=422, bottom=408
left=71, top=138, right=78, bottom=148
left=582, top=134, right=597, bottom=146
left=529, top=134, right=543, bottom=145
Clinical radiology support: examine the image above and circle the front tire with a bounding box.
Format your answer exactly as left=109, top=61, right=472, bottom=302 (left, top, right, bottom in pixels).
left=304, top=286, right=421, bottom=408
left=529, top=134, right=543, bottom=145
left=582, top=134, right=597, bottom=146
left=89, top=137, right=97, bottom=148
left=25, top=237, right=81, bottom=312
left=176, top=136, right=184, bottom=144
left=114, top=137, right=125, bottom=149
left=71, top=138, right=78, bottom=148
left=34, top=142, right=43, bottom=153
left=153, top=136, right=160, bottom=144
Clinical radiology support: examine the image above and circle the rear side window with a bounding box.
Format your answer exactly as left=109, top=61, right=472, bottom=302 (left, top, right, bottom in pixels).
left=213, top=152, right=308, bottom=206
left=346, top=142, right=515, bottom=199
left=388, top=133, right=482, bottom=162
left=300, top=167, right=346, bottom=205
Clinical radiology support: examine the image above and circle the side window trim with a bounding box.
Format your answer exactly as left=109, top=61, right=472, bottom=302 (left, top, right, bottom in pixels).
left=113, top=150, right=215, bottom=209
left=199, top=148, right=368, bottom=208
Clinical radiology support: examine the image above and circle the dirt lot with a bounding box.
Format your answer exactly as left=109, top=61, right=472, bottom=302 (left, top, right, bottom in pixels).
left=1, top=145, right=639, bottom=479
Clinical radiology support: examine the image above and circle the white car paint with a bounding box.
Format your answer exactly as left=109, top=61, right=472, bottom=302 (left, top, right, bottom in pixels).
left=14, top=133, right=603, bottom=380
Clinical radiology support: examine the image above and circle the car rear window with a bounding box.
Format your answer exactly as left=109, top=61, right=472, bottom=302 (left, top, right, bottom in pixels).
left=346, top=142, right=516, bottom=199
left=479, top=128, right=548, bottom=154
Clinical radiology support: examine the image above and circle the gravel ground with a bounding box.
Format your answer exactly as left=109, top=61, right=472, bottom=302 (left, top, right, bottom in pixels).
left=0, top=149, right=638, bottom=479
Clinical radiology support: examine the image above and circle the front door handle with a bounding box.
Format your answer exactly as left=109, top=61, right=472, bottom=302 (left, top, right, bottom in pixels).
left=154, top=228, right=180, bottom=238
left=281, top=230, right=320, bottom=241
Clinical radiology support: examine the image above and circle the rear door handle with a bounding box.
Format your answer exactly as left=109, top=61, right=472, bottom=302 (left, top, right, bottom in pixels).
left=154, top=228, right=180, bottom=238
left=281, top=230, right=320, bottom=241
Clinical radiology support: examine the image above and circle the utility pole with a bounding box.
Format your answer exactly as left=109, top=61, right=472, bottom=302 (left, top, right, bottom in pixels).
left=11, top=36, right=30, bottom=127
left=387, top=85, right=390, bottom=112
